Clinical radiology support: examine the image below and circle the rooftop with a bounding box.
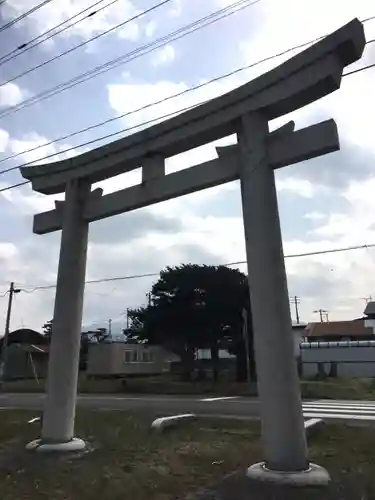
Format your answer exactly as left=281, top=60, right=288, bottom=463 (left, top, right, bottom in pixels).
left=364, top=301, right=375, bottom=317
left=305, top=320, right=373, bottom=338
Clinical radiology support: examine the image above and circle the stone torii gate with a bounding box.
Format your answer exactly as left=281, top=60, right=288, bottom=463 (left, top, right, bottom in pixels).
left=21, top=19, right=365, bottom=484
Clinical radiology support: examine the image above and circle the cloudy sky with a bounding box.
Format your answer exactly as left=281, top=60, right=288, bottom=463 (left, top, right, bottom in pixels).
left=0, top=0, right=375, bottom=335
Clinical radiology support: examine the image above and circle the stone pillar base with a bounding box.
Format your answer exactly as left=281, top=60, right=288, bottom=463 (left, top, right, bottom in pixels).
left=26, top=438, right=86, bottom=453
left=247, top=462, right=330, bottom=487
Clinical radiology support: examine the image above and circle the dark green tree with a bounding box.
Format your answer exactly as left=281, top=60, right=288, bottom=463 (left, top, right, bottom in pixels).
left=42, top=319, right=53, bottom=338
left=127, top=264, right=256, bottom=382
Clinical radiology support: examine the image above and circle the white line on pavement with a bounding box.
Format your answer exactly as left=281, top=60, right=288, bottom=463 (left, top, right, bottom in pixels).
left=303, top=412, right=375, bottom=421
left=311, top=401, right=375, bottom=406
left=303, top=404, right=375, bottom=412
left=200, top=396, right=240, bottom=402
left=314, top=400, right=375, bottom=405
left=303, top=406, right=375, bottom=414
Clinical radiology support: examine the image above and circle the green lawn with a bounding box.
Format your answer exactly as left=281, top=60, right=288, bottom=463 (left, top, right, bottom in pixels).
left=0, top=410, right=262, bottom=500
left=1, top=410, right=375, bottom=499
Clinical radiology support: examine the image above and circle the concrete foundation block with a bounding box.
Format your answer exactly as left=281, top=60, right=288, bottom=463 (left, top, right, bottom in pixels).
left=26, top=437, right=86, bottom=452
left=247, top=462, right=330, bottom=487
left=151, top=413, right=196, bottom=431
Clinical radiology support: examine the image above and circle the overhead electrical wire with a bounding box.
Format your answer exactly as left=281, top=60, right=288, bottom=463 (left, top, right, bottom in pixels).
left=0, top=55, right=374, bottom=187
left=0, top=0, right=55, bottom=34
left=0, top=14, right=372, bottom=194
left=8, top=243, right=375, bottom=293
left=0, top=0, right=120, bottom=65
left=0, top=0, right=174, bottom=83
left=0, top=0, right=262, bottom=120
left=1, top=26, right=350, bottom=169
left=0, top=100, right=207, bottom=193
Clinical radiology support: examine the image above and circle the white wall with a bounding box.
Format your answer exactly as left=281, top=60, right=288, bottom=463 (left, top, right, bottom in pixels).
left=293, top=330, right=304, bottom=358
left=87, top=343, right=178, bottom=376
left=301, top=342, right=375, bottom=378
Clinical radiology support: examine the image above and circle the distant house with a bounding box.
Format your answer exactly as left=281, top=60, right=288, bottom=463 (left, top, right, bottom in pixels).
left=291, top=323, right=308, bottom=357
left=0, top=328, right=48, bottom=351
left=304, top=320, right=373, bottom=342
left=301, top=312, right=375, bottom=378
left=87, top=342, right=180, bottom=377
left=1, top=329, right=49, bottom=381
left=364, top=301, right=375, bottom=332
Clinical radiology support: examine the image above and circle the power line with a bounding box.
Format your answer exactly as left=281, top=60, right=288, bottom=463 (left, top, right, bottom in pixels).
left=0, top=0, right=174, bottom=83
left=344, top=61, right=375, bottom=76
left=0, top=0, right=120, bottom=65
left=290, top=295, right=301, bottom=324
left=0, top=0, right=261, bottom=120
left=0, top=37, right=374, bottom=181
left=0, top=57, right=374, bottom=194
left=2, top=22, right=333, bottom=170
left=0, top=100, right=207, bottom=193
left=0, top=0, right=55, bottom=34
left=10, top=243, right=375, bottom=293
left=0, top=27, right=344, bottom=170
left=0, top=56, right=374, bottom=196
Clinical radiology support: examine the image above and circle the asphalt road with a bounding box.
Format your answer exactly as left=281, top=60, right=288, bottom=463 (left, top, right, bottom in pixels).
left=0, top=393, right=260, bottom=419
left=2, top=394, right=375, bottom=423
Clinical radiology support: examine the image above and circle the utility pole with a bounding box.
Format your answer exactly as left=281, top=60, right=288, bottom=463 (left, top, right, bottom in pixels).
left=0, top=282, right=21, bottom=383
left=242, top=308, right=251, bottom=383
left=108, top=318, right=112, bottom=336
left=290, top=296, right=300, bottom=324
left=313, top=309, right=328, bottom=323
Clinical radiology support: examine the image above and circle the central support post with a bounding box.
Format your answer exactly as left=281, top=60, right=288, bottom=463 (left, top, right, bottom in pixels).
left=27, top=179, right=90, bottom=452
left=238, top=113, right=329, bottom=484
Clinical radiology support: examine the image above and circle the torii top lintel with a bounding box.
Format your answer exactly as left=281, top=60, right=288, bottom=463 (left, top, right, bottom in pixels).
left=21, top=18, right=365, bottom=195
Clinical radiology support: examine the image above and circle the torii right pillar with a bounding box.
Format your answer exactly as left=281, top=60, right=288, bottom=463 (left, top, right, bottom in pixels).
left=239, top=112, right=329, bottom=486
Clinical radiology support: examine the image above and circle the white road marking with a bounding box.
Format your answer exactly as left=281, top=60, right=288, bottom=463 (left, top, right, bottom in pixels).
left=303, top=406, right=375, bottom=414
left=304, top=412, right=375, bottom=421
left=303, top=400, right=375, bottom=421
left=200, top=396, right=240, bottom=402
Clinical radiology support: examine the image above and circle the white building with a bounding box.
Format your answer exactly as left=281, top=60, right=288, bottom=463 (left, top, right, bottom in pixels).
left=87, top=342, right=179, bottom=377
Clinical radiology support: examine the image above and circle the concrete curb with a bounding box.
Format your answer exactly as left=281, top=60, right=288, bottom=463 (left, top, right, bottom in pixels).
left=151, top=413, right=196, bottom=431
left=304, top=417, right=325, bottom=438
left=26, top=438, right=86, bottom=452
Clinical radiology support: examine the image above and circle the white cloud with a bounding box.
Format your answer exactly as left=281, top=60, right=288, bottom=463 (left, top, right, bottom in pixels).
left=276, top=177, right=318, bottom=198
left=304, top=212, right=327, bottom=221
left=107, top=75, right=242, bottom=130
left=0, top=181, right=63, bottom=215
left=2, top=0, right=141, bottom=44
left=311, top=177, right=375, bottom=241
left=0, top=129, right=9, bottom=152
left=145, top=20, right=157, bottom=37
left=0, top=242, right=18, bottom=261
left=117, top=21, right=139, bottom=41
left=1, top=1, right=375, bottom=333
left=168, top=0, right=183, bottom=17
left=0, top=83, right=28, bottom=108
left=9, top=132, right=87, bottom=166
left=152, top=44, right=176, bottom=67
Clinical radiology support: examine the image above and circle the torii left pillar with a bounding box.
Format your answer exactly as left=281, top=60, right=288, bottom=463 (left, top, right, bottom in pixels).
left=27, top=179, right=90, bottom=452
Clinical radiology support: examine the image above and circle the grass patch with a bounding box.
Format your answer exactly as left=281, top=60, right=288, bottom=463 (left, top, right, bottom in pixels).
left=0, top=409, right=262, bottom=500
left=300, top=378, right=375, bottom=400
left=1, top=410, right=375, bottom=499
